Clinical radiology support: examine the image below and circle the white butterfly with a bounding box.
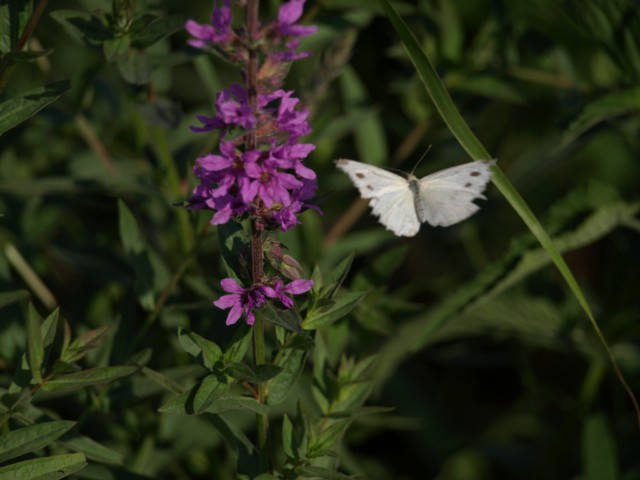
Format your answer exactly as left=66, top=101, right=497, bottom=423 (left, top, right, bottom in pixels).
left=335, top=159, right=496, bottom=237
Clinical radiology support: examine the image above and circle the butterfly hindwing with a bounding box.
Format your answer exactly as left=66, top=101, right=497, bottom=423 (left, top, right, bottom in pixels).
left=335, top=159, right=420, bottom=237
left=417, top=160, right=494, bottom=227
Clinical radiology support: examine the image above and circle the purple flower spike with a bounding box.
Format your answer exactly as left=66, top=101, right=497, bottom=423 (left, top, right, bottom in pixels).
left=185, top=0, right=319, bottom=325
left=185, top=0, right=233, bottom=48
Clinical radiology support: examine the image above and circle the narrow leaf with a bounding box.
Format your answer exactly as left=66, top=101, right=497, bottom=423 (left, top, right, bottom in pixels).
left=193, top=374, right=230, bottom=414
left=26, top=304, right=44, bottom=384
left=160, top=391, right=268, bottom=415
left=303, top=291, right=366, bottom=330
left=0, top=453, right=86, bottom=480
left=42, top=366, right=138, bottom=392
left=282, top=415, right=294, bottom=459
left=560, top=86, right=640, bottom=149
left=267, top=349, right=307, bottom=406
left=320, top=253, right=354, bottom=299
left=217, top=220, right=250, bottom=281
left=49, top=10, right=112, bottom=44
left=224, top=362, right=256, bottom=383
left=130, top=15, right=187, bottom=48
left=253, top=364, right=283, bottom=383
left=257, top=303, right=305, bottom=334
left=224, top=324, right=252, bottom=364
left=141, top=366, right=184, bottom=394
left=61, top=433, right=123, bottom=466
left=0, top=421, right=76, bottom=463
left=177, top=328, right=223, bottom=370
left=61, top=324, right=111, bottom=363
left=0, top=290, right=29, bottom=308
left=0, top=81, right=70, bottom=136
left=118, top=200, right=154, bottom=310
left=582, top=414, right=618, bottom=480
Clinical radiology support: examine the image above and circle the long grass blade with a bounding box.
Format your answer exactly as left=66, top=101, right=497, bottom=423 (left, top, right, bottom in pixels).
left=378, top=0, right=640, bottom=427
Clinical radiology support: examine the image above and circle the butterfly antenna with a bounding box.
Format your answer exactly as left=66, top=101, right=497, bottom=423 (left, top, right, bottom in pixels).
left=409, top=144, right=432, bottom=176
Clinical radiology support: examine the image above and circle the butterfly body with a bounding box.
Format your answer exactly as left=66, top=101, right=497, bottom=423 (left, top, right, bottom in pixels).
left=335, top=159, right=495, bottom=237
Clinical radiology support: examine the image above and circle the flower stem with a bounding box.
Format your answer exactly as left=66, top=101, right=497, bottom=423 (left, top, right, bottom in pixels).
left=246, top=0, right=270, bottom=472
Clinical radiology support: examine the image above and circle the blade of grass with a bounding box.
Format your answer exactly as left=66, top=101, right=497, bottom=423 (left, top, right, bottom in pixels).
left=378, top=0, right=640, bottom=427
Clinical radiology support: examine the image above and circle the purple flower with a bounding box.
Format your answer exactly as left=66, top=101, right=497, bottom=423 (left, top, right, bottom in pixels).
left=213, top=277, right=312, bottom=325
left=192, top=84, right=256, bottom=133
left=191, top=142, right=265, bottom=223
left=272, top=90, right=312, bottom=140
left=271, top=278, right=314, bottom=308
left=213, top=278, right=275, bottom=326
left=185, top=0, right=233, bottom=48
left=277, top=0, right=317, bottom=39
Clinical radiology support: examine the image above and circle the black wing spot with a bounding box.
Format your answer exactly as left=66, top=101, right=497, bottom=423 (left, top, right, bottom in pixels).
left=366, top=185, right=374, bottom=190
left=356, top=173, right=365, bottom=179
left=464, top=182, right=472, bottom=188
left=470, top=171, right=481, bottom=177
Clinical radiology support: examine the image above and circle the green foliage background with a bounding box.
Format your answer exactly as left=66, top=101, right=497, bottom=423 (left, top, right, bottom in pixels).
left=1, top=0, right=640, bottom=478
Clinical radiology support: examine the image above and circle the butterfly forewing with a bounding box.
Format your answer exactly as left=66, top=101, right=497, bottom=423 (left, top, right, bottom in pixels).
left=335, top=159, right=420, bottom=236
left=417, top=160, right=494, bottom=226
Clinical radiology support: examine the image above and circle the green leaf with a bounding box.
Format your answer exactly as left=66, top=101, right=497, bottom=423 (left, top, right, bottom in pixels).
left=117, top=50, right=151, bottom=84
left=140, top=367, right=183, bottom=395
left=257, top=303, right=305, bottom=334
left=0, top=290, right=29, bottom=308
left=42, top=366, right=138, bottom=392
left=582, top=414, right=619, bottom=480
left=303, top=291, right=366, bottom=330
left=130, top=15, right=187, bottom=49
left=225, top=363, right=282, bottom=384
left=320, top=253, right=354, bottom=299
left=26, top=304, right=44, bottom=384
left=0, top=0, right=31, bottom=53
left=282, top=414, right=294, bottom=459
left=103, top=35, right=130, bottom=62
left=225, top=362, right=256, bottom=383
left=177, top=328, right=223, bottom=371
left=193, top=374, right=231, bottom=414
left=61, top=433, right=123, bottom=466
left=309, top=420, right=349, bottom=457
left=0, top=50, right=54, bottom=75
left=253, top=364, right=283, bottom=383
left=378, top=0, right=640, bottom=425
left=118, top=200, right=154, bottom=311
left=560, top=86, right=640, bottom=149
left=217, top=220, right=250, bottom=281
left=49, top=10, right=113, bottom=45
left=61, top=324, right=111, bottom=364
left=267, top=349, right=307, bottom=406
left=160, top=391, right=268, bottom=415
left=0, top=421, right=76, bottom=463
left=0, top=453, right=86, bottom=480
left=0, top=81, right=70, bottom=136
left=295, top=465, right=353, bottom=479
left=224, top=325, right=252, bottom=364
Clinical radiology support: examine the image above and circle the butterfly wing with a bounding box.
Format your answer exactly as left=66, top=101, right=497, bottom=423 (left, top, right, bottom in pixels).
left=417, top=160, right=495, bottom=227
left=335, top=159, right=420, bottom=237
